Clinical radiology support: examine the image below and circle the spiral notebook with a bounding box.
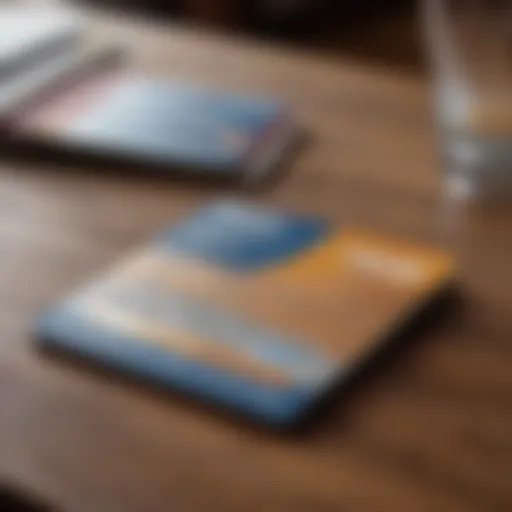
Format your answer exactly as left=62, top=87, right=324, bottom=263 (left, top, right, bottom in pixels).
left=0, top=6, right=294, bottom=182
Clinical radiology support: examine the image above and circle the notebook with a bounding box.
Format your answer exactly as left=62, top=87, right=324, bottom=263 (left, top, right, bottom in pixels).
left=9, top=75, right=296, bottom=182
left=0, top=6, right=82, bottom=79
left=0, top=40, right=122, bottom=119
left=36, top=201, right=454, bottom=427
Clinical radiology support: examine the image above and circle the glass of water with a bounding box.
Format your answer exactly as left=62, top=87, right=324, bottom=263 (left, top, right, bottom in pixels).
left=423, top=0, right=512, bottom=200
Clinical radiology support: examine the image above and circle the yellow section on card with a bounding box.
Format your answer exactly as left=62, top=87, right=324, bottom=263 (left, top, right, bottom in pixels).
left=263, top=230, right=453, bottom=291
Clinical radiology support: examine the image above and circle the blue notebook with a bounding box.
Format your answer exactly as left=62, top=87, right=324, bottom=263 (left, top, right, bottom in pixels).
left=13, top=74, right=296, bottom=182
left=36, top=201, right=453, bottom=427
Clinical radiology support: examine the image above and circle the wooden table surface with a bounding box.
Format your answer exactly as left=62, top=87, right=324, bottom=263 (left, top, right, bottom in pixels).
left=1, top=9, right=512, bottom=512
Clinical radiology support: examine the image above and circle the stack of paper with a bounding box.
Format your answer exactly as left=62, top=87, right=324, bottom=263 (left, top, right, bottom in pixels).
left=0, top=5, right=120, bottom=117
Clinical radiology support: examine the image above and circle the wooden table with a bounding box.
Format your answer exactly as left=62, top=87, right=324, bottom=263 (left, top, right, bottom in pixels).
left=1, top=10, right=512, bottom=512
left=186, top=0, right=239, bottom=27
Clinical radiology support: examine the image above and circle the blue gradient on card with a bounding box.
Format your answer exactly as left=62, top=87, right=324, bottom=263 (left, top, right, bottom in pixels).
left=38, top=308, right=317, bottom=427
left=158, top=201, right=329, bottom=272
left=67, top=282, right=336, bottom=386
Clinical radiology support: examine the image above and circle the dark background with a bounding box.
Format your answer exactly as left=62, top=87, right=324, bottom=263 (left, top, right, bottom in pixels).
left=82, top=0, right=423, bottom=74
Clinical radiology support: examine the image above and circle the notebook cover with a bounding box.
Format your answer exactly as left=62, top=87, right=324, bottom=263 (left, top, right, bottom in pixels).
left=0, top=7, right=82, bottom=79
left=14, top=76, right=294, bottom=181
left=36, top=201, right=454, bottom=427
left=0, top=41, right=122, bottom=121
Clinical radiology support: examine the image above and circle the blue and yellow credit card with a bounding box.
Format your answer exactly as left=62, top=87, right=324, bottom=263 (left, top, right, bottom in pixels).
left=36, top=201, right=454, bottom=427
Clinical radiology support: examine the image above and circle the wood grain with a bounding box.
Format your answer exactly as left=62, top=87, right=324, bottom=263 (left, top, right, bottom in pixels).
left=1, top=7, right=512, bottom=512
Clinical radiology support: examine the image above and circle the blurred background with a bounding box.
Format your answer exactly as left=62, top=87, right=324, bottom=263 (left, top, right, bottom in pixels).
left=79, top=0, right=422, bottom=74
left=3, top=0, right=512, bottom=510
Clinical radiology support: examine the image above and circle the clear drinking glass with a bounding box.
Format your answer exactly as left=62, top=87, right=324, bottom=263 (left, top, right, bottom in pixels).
left=423, top=0, right=512, bottom=200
